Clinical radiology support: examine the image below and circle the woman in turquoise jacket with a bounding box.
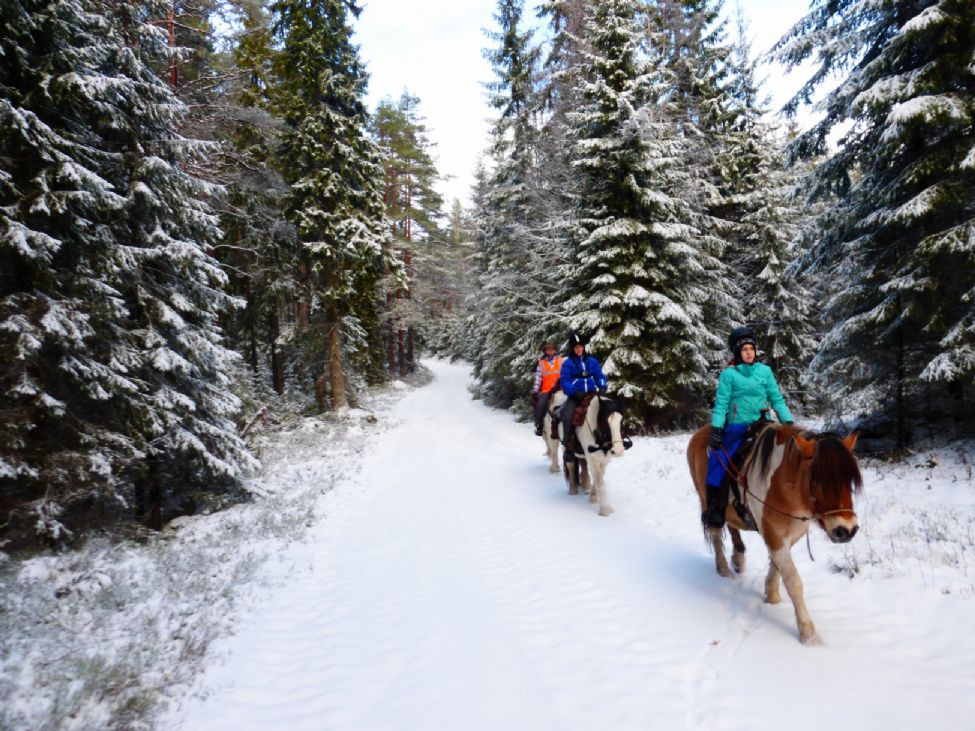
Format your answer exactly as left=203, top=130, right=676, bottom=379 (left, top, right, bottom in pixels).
left=703, top=327, right=794, bottom=528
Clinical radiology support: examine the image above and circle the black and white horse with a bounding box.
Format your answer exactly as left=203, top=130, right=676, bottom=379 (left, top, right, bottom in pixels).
left=560, top=395, right=630, bottom=516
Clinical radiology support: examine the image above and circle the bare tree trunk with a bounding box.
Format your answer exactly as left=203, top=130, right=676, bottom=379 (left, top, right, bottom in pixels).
left=167, top=4, right=178, bottom=90
left=269, top=311, right=284, bottom=394
left=296, top=260, right=310, bottom=327
left=329, top=322, right=349, bottom=410
left=896, top=295, right=906, bottom=452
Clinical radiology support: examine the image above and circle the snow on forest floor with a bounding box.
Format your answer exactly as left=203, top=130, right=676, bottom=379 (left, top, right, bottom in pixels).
left=0, top=376, right=420, bottom=731
left=4, top=360, right=975, bottom=730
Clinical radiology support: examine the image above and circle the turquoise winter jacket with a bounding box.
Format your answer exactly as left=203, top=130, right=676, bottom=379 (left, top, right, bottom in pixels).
left=710, top=362, right=793, bottom=429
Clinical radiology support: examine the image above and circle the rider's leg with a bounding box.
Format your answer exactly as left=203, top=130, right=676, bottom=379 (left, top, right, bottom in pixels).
left=533, top=391, right=551, bottom=435
left=559, top=394, right=579, bottom=449
left=703, top=424, right=749, bottom=528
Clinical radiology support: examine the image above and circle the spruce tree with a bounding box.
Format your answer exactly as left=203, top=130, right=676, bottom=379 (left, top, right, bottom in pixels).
left=269, top=0, right=395, bottom=407
left=565, top=0, right=718, bottom=423
left=774, top=0, right=975, bottom=444
left=472, top=0, right=543, bottom=407
left=720, top=13, right=816, bottom=395
left=0, top=0, right=252, bottom=542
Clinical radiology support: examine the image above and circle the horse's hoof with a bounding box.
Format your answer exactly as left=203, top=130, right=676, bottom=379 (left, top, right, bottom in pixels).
left=568, top=487, right=579, bottom=495
left=764, top=593, right=781, bottom=604
left=549, top=465, right=560, bottom=474
left=589, top=494, right=599, bottom=504
left=799, top=629, right=822, bottom=645
left=732, top=555, right=746, bottom=573
left=716, top=565, right=733, bottom=578
left=598, top=506, right=614, bottom=517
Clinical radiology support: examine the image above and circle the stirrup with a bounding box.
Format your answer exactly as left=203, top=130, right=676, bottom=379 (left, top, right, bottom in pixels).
left=733, top=499, right=758, bottom=530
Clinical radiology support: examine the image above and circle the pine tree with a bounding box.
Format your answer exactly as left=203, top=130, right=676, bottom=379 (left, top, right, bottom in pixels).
left=372, top=92, right=444, bottom=375
left=0, top=0, right=252, bottom=542
left=269, top=0, right=395, bottom=408
left=565, top=0, right=719, bottom=423
left=773, top=0, right=975, bottom=444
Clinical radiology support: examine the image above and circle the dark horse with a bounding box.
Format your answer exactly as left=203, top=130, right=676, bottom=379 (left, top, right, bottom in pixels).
left=688, top=423, right=862, bottom=643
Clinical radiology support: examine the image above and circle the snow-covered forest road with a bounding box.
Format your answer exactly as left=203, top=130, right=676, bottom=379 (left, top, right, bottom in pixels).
left=165, top=361, right=975, bottom=731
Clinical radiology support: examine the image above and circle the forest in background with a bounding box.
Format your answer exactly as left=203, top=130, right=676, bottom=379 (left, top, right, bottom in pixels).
left=1, top=0, right=973, bottom=550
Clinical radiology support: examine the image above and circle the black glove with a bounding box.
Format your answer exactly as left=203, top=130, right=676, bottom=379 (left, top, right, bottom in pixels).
left=708, top=428, right=724, bottom=451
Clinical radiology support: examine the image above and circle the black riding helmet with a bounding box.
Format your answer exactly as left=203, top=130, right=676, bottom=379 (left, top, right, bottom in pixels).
left=567, top=331, right=588, bottom=352
left=728, top=326, right=758, bottom=364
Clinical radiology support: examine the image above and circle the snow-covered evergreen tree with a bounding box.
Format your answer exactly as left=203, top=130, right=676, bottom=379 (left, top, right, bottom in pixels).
left=0, top=0, right=253, bottom=542
left=470, top=0, right=545, bottom=407
left=566, top=0, right=720, bottom=423
left=269, top=0, right=395, bottom=407
left=774, top=0, right=975, bottom=444
left=719, top=14, right=816, bottom=395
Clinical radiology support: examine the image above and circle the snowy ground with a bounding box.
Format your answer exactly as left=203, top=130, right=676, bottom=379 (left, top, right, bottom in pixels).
left=159, top=360, right=975, bottom=731
left=4, top=360, right=975, bottom=730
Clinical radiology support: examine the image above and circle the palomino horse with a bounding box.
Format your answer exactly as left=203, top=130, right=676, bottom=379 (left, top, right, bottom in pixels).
left=687, top=423, right=862, bottom=644
left=561, top=395, right=630, bottom=516
left=542, top=390, right=567, bottom=473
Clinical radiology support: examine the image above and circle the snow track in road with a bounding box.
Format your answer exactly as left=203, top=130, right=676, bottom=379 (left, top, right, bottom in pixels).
left=164, top=360, right=975, bottom=731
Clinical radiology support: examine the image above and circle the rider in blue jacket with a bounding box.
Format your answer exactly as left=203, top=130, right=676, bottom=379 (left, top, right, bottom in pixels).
left=558, top=332, right=608, bottom=450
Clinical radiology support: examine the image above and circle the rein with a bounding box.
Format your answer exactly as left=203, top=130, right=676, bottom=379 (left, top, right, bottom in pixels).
left=718, top=445, right=852, bottom=524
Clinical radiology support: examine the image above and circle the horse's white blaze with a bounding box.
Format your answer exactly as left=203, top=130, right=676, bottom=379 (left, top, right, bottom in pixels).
left=745, top=439, right=786, bottom=533
left=607, top=412, right=625, bottom=457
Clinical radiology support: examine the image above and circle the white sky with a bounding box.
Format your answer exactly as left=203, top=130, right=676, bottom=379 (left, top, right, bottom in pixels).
left=353, top=0, right=816, bottom=209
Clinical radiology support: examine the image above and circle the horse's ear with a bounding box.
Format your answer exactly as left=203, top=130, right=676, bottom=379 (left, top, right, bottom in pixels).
left=793, top=434, right=816, bottom=459
left=842, top=431, right=859, bottom=452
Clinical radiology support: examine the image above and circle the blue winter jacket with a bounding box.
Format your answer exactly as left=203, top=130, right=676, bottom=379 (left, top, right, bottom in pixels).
left=711, top=362, right=793, bottom=429
left=560, top=354, right=608, bottom=398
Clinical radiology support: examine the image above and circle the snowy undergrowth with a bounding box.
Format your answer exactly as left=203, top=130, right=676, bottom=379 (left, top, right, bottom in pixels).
left=826, top=445, right=975, bottom=596
left=0, top=378, right=416, bottom=731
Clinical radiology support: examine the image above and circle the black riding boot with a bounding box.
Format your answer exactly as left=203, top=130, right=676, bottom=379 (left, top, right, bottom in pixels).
left=559, top=403, right=575, bottom=452
left=702, top=480, right=730, bottom=528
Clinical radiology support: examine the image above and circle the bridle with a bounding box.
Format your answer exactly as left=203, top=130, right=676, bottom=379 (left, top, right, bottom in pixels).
left=587, top=397, right=632, bottom=454
left=719, top=445, right=856, bottom=523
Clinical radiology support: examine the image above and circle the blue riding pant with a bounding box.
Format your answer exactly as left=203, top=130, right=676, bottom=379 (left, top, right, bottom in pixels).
left=706, top=423, right=749, bottom=487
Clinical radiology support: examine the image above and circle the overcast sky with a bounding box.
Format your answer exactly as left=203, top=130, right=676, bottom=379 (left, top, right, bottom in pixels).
left=353, top=0, right=816, bottom=208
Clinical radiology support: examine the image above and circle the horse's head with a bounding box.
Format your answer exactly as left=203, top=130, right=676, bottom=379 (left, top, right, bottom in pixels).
left=595, top=395, right=631, bottom=457
left=793, top=431, right=863, bottom=543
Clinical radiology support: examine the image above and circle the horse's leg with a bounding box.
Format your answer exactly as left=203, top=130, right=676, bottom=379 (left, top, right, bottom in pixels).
left=564, top=450, right=579, bottom=495
left=580, top=458, right=591, bottom=494
left=770, top=545, right=819, bottom=644
left=729, top=527, right=746, bottom=574
left=764, top=555, right=782, bottom=604
left=709, top=527, right=733, bottom=577
left=593, top=459, right=613, bottom=517
left=547, top=435, right=559, bottom=473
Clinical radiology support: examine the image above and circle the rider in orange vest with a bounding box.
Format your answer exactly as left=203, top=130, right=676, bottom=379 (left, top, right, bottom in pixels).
left=532, top=341, right=564, bottom=436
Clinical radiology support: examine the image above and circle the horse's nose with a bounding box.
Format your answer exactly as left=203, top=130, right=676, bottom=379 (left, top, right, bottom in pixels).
left=831, top=525, right=852, bottom=543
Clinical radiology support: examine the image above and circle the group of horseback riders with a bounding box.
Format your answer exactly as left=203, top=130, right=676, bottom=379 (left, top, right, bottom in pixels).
left=530, top=327, right=793, bottom=530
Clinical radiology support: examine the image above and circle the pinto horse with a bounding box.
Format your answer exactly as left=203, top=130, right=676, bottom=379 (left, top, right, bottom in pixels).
left=687, top=423, right=862, bottom=644
left=542, top=390, right=567, bottom=474
left=562, top=395, right=630, bottom=516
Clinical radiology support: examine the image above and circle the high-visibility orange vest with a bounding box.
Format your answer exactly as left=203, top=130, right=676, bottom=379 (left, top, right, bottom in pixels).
left=539, top=356, right=564, bottom=393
